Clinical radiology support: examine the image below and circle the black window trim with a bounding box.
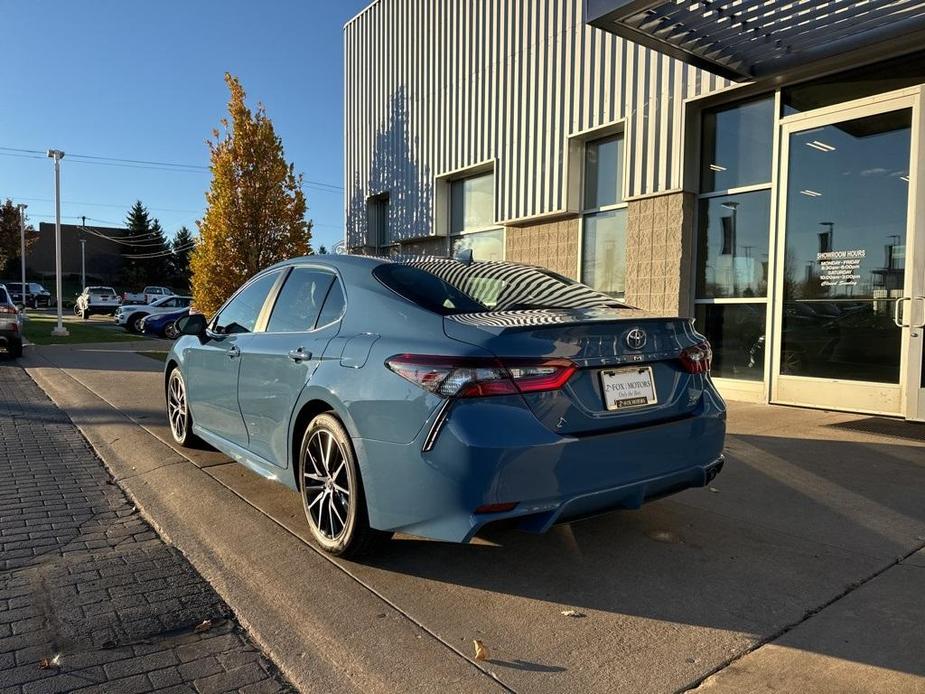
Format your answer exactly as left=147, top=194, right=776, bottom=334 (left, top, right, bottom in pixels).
left=208, top=268, right=286, bottom=337
left=259, top=263, right=346, bottom=335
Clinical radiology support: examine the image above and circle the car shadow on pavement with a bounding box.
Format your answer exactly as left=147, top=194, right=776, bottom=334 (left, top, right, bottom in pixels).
left=354, top=433, right=925, bottom=679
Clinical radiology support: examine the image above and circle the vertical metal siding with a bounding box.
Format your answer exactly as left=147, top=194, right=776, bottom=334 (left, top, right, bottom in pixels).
left=344, top=0, right=728, bottom=246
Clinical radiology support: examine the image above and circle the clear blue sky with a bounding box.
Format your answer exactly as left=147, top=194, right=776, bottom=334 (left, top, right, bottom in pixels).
left=0, top=0, right=371, bottom=252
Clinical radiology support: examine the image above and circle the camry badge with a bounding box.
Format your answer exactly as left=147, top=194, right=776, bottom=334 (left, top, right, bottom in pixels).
left=625, top=328, right=647, bottom=351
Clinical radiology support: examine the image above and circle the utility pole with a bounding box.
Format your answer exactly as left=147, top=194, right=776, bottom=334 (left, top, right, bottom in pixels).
left=16, top=203, right=27, bottom=308
left=79, top=216, right=87, bottom=290
left=47, top=149, right=69, bottom=336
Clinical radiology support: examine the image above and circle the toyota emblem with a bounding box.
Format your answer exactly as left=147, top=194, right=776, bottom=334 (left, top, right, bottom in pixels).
left=625, top=327, right=647, bottom=350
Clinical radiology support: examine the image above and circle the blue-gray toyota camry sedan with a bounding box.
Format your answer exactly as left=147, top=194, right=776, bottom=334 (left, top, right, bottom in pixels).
left=165, top=255, right=725, bottom=556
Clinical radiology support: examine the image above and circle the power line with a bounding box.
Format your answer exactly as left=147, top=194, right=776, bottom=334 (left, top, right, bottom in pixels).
left=123, top=243, right=195, bottom=260
left=11, top=195, right=204, bottom=215
left=0, top=145, right=345, bottom=191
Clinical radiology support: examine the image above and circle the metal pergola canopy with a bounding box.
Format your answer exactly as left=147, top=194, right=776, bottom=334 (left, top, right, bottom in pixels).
left=585, top=0, right=925, bottom=81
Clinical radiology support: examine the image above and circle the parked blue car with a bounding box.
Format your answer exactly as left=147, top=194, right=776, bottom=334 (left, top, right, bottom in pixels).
left=164, top=255, right=725, bottom=556
left=142, top=308, right=189, bottom=339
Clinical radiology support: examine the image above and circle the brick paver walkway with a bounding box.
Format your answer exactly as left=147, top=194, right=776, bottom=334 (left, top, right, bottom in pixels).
left=0, top=361, right=292, bottom=693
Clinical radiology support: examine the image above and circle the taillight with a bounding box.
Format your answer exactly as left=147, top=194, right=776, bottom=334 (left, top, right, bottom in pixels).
left=385, top=354, right=576, bottom=398
left=680, top=342, right=712, bottom=374
left=0, top=305, right=17, bottom=315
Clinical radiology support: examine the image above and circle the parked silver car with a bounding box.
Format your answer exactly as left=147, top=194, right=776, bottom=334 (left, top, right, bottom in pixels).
left=0, top=285, right=24, bottom=358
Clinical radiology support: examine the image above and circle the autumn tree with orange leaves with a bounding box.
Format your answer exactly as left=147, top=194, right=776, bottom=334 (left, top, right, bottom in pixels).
left=191, top=73, right=312, bottom=315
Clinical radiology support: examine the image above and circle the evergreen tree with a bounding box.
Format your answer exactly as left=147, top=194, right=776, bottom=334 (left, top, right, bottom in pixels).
left=121, top=201, right=153, bottom=288
left=143, top=218, right=171, bottom=282
left=191, top=73, right=312, bottom=315
left=171, top=226, right=195, bottom=287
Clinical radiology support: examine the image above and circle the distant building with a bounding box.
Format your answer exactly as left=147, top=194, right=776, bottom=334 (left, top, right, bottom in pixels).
left=28, top=223, right=128, bottom=284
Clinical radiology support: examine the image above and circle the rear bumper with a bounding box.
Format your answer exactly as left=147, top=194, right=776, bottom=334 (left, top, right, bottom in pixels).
left=0, top=328, right=21, bottom=347
left=85, top=305, right=118, bottom=315
left=354, top=390, right=726, bottom=543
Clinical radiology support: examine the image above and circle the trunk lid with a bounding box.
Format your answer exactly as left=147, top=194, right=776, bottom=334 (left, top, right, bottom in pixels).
left=444, top=307, right=710, bottom=435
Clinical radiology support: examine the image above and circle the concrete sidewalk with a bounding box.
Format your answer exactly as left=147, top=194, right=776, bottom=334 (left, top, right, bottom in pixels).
left=17, top=342, right=925, bottom=693
left=0, top=361, right=292, bottom=694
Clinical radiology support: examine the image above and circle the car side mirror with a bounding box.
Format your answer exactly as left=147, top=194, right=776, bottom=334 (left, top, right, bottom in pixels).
left=177, top=314, right=207, bottom=337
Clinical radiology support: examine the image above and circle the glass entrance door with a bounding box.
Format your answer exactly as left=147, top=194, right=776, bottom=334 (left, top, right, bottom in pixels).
left=772, top=92, right=923, bottom=417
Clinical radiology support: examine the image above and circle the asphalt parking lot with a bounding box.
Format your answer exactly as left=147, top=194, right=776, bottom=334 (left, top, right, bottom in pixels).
left=17, top=342, right=925, bottom=693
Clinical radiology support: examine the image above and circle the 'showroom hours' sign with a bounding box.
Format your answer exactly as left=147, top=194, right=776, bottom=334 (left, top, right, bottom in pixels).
left=817, top=249, right=865, bottom=287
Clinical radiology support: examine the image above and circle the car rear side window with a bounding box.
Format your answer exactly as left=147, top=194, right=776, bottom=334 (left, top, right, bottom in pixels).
left=373, top=261, right=625, bottom=315
left=266, top=268, right=335, bottom=333
left=316, top=279, right=346, bottom=327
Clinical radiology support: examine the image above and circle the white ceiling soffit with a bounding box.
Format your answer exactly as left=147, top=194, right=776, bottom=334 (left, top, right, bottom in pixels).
left=585, top=0, right=925, bottom=81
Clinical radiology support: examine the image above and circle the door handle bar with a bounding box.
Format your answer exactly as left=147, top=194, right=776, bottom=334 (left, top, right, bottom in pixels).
left=894, top=297, right=912, bottom=328
left=288, top=348, right=313, bottom=362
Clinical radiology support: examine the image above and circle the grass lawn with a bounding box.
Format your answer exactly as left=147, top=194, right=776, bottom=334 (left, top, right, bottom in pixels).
left=23, top=313, right=147, bottom=346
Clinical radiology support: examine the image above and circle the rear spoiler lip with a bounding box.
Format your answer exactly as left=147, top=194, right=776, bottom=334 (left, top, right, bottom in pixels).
left=444, top=309, right=687, bottom=333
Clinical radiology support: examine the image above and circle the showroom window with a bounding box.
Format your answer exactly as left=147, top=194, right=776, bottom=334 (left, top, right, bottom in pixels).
left=695, top=96, right=774, bottom=381
left=581, top=134, right=627, bottom=297
left=449, top=171, right=504, bottom=261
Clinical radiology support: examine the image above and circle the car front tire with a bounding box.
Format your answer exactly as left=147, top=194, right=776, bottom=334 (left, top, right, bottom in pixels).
left=299, top=413, right=387, bottom=557
left=128, top=313, right=145, bottom=333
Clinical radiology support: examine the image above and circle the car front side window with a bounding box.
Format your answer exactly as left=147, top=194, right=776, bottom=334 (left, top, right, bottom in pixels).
left=266, top=268, right=335, bottom=333
left=213, top=271, right=281, bottom=335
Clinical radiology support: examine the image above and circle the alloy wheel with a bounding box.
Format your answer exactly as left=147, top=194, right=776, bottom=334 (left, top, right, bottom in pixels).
left=164, top=322, right=179, bottom=339
left=134, top=317, right=146, bottom=333
left=302, top=429, right=352, bottom=542
left=167, top=371, right=188, bottom=442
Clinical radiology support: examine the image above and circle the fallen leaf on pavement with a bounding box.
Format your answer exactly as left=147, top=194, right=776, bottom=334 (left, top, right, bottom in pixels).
left=709, top=487, right=720, bottom=493
left=39, top=655, right=61, bottom=669
left=473, top=639, right=490, bottom=661
left=193, top=619, right=213, bottom=633
left=560, top=609, right=586, bottom=618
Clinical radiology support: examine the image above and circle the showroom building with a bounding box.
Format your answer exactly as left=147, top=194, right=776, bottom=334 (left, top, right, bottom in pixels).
left=344, top=0, right=925, bottom=421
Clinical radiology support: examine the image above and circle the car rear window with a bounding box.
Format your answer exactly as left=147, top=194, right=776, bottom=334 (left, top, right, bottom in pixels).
left=373, top=260, right=627, bottom=315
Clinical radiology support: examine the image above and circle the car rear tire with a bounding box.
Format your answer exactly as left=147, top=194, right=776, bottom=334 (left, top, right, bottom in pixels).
left=166, top=368, right=200, bottom=448
left=128, top=313, right=145, bottom=333
left=299, top=413, right=387, bottom=557
left=7, top=339, right=22, bottom=359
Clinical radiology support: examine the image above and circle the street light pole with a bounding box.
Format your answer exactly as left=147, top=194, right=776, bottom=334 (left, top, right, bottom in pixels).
left=47, top=149, right=69, bottom=337
left=16, top=203, right=27, bottom=309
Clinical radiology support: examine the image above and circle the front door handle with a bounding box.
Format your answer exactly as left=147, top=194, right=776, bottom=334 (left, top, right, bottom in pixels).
left=226, top=345, right=241, bottom=359
left=288, top=347, right=313, bottom=362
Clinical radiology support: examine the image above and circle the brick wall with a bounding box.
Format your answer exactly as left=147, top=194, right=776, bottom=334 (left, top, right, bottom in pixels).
left=504, top=218, right=580, bottom=279
left=624, top=191, right=695, bottom=317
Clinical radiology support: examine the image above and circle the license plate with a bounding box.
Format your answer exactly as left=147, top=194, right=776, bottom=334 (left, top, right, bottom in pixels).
left=600, top=366, right=657, bottom=411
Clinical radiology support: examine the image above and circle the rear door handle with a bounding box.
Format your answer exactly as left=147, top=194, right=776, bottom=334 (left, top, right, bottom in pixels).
left=288, top=347, right=313, bottom=362
left=226, top=345, right=240, bottom=359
